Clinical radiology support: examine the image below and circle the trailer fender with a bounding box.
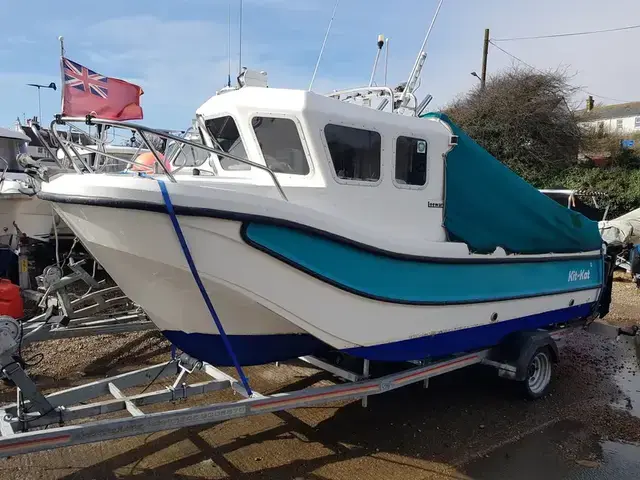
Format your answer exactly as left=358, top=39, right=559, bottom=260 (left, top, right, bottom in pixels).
left=491, top=331, right=559, bottom=382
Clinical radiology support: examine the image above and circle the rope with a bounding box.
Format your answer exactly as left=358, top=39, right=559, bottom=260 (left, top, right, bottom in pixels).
left=155, top=178, right=253, bottom=396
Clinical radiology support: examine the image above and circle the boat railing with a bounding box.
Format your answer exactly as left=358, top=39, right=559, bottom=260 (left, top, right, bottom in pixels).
left=27, top=123, right=65, bottom=169
left=50, top=116, right=288, bottom=201
left=326, top=86, right=419, bottom=115
left=0, top=155, right=8, bottom=187
left=60, top=121, right=149, bottom=173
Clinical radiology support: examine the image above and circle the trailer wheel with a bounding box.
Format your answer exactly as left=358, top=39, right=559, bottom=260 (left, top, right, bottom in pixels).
left=522, top=347, right=553, bottom=399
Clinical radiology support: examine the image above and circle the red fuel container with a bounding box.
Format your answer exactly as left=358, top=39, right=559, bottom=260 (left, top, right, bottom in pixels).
left=0, top=279, right=24, bottom=319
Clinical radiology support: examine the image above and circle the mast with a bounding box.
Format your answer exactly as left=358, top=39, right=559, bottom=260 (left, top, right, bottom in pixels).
left=58, top=36, right=65, bottom=115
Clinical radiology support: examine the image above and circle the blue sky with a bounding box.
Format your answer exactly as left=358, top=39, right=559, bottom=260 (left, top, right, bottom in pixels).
left=1, top=0, right=639, bottom=130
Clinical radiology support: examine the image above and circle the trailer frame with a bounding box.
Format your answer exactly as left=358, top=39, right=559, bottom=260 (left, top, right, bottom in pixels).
left=0, top=323, right=592, bottom=458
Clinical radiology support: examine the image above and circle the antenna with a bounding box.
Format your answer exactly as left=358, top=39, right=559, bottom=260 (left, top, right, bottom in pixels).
left=26, top=82, right=57, bottom=124
left=227, top=1, right=232, bottom=86
left=398, top=0, right=445, bottom=106
left=384, top=37, right=390, bottom=86
left=369, top=34, right=385, bottom=87
left=238, top=0, right=243, bottom=74
left=309, top=0, right=340, bottom=91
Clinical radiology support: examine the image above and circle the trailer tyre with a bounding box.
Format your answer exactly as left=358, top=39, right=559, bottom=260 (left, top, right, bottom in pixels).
left=521, top=347, right=553, bottom=399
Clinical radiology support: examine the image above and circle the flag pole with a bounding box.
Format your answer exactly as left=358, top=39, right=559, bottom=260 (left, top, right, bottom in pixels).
left=58, top=36, right=65, bottom=117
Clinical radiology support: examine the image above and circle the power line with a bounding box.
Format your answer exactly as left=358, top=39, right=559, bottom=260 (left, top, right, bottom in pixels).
left=488, top=41, right=633, bottom=104
left=492, top=24, right=640, bottom=42
left=489, top=41, right=537, bottom=71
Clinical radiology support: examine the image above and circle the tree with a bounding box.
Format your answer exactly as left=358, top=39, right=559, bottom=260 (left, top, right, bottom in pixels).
left=444, top=67, right=582, bottom=185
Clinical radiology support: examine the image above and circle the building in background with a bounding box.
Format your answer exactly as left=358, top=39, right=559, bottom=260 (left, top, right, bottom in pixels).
left=578, top=97, right=640, bottom=134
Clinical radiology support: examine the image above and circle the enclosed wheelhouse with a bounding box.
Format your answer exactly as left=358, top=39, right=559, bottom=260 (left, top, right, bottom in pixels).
left=165, top=86, right=455, bottom=244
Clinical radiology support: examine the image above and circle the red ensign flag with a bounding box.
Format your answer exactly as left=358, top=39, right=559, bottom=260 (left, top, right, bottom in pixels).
left=61, top=57, right=143, bottom=120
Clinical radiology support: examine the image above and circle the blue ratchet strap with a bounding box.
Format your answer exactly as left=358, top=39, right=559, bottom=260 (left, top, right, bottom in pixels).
left=155, top=178, right=253, bottom=396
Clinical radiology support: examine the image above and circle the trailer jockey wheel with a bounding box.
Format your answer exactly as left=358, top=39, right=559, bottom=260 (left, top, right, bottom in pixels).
left=0, top=316, right=23, bottom=386
left=522, top=347, right=553, bottom=399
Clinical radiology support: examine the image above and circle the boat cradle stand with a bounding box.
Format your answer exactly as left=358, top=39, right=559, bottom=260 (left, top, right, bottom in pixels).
left=18, top=259, right=154, bottom=344
left=0, top=322, right=631, bottom=458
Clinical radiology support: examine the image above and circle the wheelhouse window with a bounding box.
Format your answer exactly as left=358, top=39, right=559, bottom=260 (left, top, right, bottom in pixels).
left=205, top=116, right=250, bottom=171
left=324, top=124, right=381, bottom=182
left=395, top=136, right=427, bottom=186
left=252, top=117, right=309, bottom=175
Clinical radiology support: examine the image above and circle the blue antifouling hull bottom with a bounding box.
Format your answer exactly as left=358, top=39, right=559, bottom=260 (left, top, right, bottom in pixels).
left=161, top=303, right=592, bottom=366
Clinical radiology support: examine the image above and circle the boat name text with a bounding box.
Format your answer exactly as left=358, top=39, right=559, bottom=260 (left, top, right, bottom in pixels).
left=568, top=269, right=591, bottom=282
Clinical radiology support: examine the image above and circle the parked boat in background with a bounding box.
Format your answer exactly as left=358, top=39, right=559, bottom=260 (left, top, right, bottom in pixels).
left=0, top=119, right=151, bottom=247
left=540, top=189, right=610, bottom=222
left=599, top=207, right=640, bottom=246
left=0, top=125, right=56, bottom=246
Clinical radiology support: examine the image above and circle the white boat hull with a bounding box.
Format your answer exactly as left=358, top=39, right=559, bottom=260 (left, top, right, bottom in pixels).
left=0, top=174, right=73, bottom=244
left=50, top=200, right=601, bottom=365
left=0, top=185, right=54, bottom=243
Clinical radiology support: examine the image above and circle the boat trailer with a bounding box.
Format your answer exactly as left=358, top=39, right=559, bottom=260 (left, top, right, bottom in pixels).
left=0, top=321, right=633, bottom=458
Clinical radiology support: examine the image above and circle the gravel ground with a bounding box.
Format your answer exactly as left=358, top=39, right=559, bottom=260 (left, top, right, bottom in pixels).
left=605, top=271, right=640, bottom=328
left=0, top=277, right=639, bottom=479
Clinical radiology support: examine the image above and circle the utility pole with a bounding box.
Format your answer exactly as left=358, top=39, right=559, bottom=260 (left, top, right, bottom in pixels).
left=481, top=28, right=489, bottom=90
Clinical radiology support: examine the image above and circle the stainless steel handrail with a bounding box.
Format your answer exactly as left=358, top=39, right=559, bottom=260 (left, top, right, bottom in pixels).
left=327, top=86, right=420, bottom=115
left=166, top=138, right=207, bottom=175
left=28, top=124, right=64, bottom=168
left=95, top=143, right=145, bottom=174
left=50, top=121, right=94, bottom=174
left=52, top=142, right=147, bottom=171
left=0, top=155, right=9, bottom=188
left=51, top=116, right=288, bottom=201
left=63, top=122, right=118, bottom=172
left=327, top=86, right=396, bottom=113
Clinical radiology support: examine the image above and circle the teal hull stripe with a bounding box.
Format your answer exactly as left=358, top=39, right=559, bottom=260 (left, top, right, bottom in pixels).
left=243, top=223, right=603, bottom=305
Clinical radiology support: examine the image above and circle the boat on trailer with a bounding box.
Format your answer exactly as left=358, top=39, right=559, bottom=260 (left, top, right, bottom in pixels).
left=0, top=126, right=58, bottom=245
left=33, top=75, right=615, bottom=367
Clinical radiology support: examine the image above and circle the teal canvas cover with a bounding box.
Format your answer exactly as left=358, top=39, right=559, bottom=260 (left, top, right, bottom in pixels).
left=422, top=112, right=602, bottom=255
